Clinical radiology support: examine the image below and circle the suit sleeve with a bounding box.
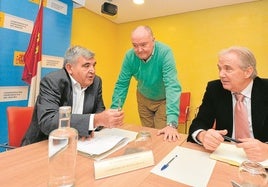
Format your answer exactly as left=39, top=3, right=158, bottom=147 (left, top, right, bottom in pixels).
left=187, top=81, right=218, bottom=142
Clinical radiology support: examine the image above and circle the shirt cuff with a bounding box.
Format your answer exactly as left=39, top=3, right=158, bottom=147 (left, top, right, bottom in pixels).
left=88, top=114, right=95, bottom=130
left=192, top=129, right=204, bottom=145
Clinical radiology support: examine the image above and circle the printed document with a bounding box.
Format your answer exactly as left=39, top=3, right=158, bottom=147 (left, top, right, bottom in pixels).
left=77, top=128, right=137, bottom=161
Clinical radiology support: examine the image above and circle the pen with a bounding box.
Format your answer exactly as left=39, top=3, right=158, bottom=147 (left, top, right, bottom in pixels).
left=161, top=155, right=178, bottom=171
left=118, top=98, right=121, bottom=111
left=94, top=126, right=104, bottom=132
left=222, top=135, right=242, bottom=143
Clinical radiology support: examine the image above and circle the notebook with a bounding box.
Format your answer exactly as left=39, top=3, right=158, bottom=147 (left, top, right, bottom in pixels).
left=210, top=143, right=268, bottom=167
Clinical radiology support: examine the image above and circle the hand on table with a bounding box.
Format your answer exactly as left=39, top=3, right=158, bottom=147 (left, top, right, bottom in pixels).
left=157, top=126, right=180, bottom=142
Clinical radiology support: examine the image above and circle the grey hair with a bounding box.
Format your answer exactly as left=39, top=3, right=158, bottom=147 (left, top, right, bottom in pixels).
left=219, top=46, right=257, bottom=79
left=63, top=45, right=95, bottom=67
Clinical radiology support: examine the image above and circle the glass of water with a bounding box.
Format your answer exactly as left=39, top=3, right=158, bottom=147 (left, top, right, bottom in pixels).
left=238, top=160, right=267, bottom=187
left=135, top=131, right=152, bottom=151
left=124, top=130, right=152, bottom=155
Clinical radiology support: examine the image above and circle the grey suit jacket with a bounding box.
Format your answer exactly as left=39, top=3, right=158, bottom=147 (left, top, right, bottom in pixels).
left=21, top=69, right=105, bottom=145
left=187, top=77, right=268, bottom=143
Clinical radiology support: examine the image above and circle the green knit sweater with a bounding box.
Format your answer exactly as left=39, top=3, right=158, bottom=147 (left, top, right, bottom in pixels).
left=111, top=41, right=181, bottom=124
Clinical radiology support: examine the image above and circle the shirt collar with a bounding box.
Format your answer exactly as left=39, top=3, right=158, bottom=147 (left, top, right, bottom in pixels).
left=242, top=80, right=253, bottom=99
left=232, top=80, right=253, bottom=99
left=70, top=75, right=87, bottom=91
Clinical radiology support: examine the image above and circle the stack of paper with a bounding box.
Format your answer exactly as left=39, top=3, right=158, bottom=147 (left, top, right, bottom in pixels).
left=77, top=128, right=137, bottom=161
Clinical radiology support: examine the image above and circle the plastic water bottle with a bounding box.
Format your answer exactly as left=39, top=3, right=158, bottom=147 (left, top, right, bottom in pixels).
left=48, top=106, right=78, bottom=187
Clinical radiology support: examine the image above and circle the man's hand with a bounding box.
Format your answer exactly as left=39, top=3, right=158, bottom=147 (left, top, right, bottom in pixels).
left=197, top=129, right=227, bottom=151
left=95, top=109, right=124, bottom=128
left=237, top=138, right=268, bottom=162
left=79, top=131, right=94, bottom=141
left=157, top=126, right=180, bottom=142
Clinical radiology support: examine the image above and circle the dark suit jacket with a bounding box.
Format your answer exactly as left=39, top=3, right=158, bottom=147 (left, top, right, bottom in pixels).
left=187, top=77, right=268, bottom=143
left=21, top=69, right=105, bottom=145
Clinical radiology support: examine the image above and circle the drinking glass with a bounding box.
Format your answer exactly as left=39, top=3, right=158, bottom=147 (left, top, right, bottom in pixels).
left=124, top=131, right=152, bottom=154
left=238, top=160, right=268, bottom=187
left=134, top=131, right=152, bottom=151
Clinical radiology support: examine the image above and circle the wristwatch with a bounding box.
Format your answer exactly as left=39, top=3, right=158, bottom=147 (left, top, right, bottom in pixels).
left=167, top=121, right=178, bottom=129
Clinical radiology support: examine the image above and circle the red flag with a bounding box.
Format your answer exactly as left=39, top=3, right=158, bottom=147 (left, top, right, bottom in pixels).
left=22, top=1, right=43, bottom=84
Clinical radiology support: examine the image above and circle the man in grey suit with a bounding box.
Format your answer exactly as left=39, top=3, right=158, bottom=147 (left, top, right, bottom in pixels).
left=187, top=46, right=268, bottom=162
left=21, top=45, right=124, bottom=145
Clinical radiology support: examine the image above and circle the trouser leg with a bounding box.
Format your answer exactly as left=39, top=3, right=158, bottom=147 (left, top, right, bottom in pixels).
left=136, top=90, right=166, bottom=129
left=154, top=100, right=166, bottom=129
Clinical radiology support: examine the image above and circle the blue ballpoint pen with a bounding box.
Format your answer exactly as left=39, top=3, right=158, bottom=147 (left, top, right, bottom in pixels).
left=161, top=155, right=178, bottom=171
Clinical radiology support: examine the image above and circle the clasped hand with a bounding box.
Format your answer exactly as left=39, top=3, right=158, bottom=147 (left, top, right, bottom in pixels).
left=95, top=109, right=124, bottom=128
left=80, top=109, right=124, bottom=141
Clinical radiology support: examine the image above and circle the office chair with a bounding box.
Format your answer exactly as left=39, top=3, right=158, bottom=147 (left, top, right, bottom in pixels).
left=0, top=106, right=34, bottom=150
left=178, top=92, right=191, bottom=134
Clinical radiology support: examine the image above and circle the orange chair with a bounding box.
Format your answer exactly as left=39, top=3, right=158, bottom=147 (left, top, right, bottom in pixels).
left=0, top=106, right=34, bottom=149
left=178, top=92, right=191, bottom=134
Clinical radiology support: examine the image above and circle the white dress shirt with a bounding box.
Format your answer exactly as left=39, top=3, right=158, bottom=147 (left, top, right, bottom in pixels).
left=70, top=76, right=95, bottom=131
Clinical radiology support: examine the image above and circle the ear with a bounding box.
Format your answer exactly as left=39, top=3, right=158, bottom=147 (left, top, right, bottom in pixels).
left=65, top=63, right=73, bottom=75
left=244, top=66, right=253, bottom=78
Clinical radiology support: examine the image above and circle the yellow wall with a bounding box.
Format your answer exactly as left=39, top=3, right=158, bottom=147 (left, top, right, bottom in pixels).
left=71, top=8, right=120, bottom=113
left=72, top=0, right=268, bottom=132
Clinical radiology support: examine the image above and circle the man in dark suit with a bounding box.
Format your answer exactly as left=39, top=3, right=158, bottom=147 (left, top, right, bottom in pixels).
left=187, top=46, right=268, bottom=162
left=21, top=45, right=124, bottom=145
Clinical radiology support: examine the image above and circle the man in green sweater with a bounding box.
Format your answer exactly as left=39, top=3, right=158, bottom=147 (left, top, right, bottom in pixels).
left=111, top=25, right=182, bottom=141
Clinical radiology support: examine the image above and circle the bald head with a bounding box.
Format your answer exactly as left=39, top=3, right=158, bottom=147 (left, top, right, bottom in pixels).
left=131, top=25, right=154, bottom=39
left=131, top=26, right=155, bottom=61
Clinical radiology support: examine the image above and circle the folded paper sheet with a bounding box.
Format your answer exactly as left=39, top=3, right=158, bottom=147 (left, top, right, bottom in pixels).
left=94, top=150, right=154, bottom=179
left=151, top=146, right=216, bottom=187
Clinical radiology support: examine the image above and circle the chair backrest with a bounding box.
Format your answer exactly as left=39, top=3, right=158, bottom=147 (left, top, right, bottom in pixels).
left=178, top=92, right=191, bottom=123
left=6, top=106, right=34, bottom=147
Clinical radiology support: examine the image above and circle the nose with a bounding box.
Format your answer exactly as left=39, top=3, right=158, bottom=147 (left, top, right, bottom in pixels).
left=89, top=66, right=95, bottom=73
left=134, top=46, right=143, bottom=53
left=219, top=69, right=225, bottom=78
left=138, top=46, right=143, bottom=51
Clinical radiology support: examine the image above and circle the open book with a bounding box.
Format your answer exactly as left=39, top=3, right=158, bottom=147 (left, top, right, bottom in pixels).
left=77, top=128, right=137, bottom=161
left=210, top=143, right=268, bottom=168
